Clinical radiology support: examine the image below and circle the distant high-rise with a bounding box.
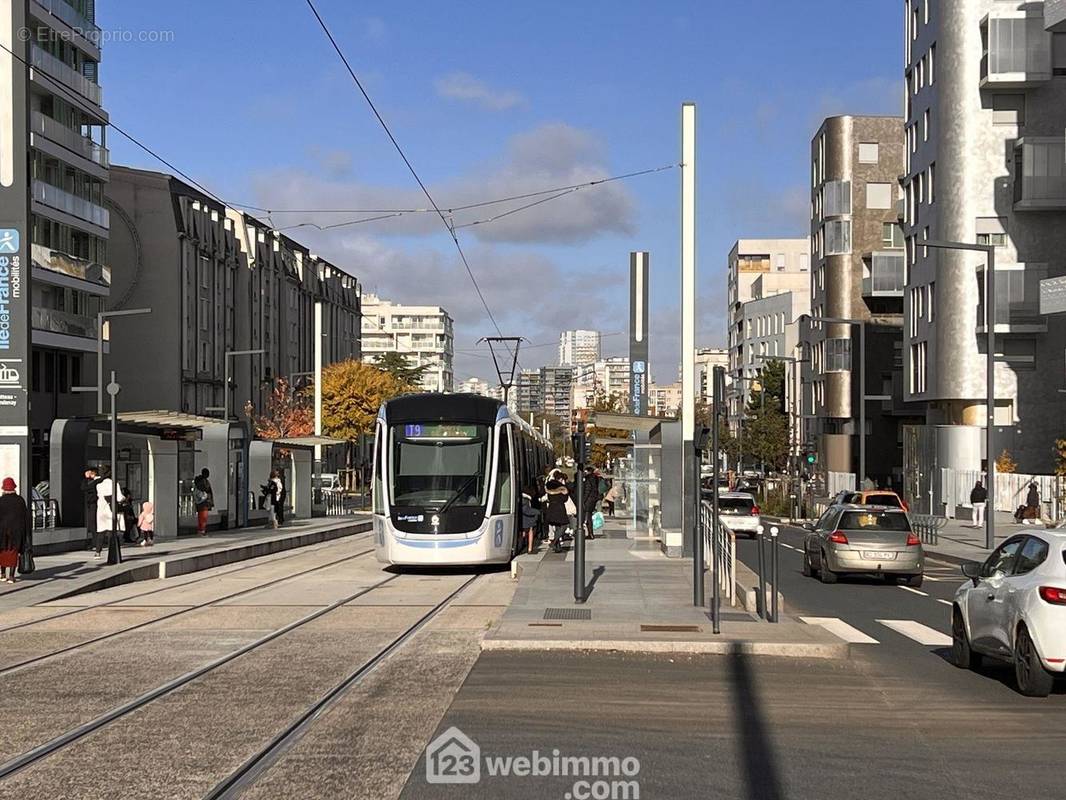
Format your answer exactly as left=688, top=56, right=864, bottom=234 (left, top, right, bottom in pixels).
left=558, top=329, right=601, bottom=366
left=361, top=293, right=454, bottom=392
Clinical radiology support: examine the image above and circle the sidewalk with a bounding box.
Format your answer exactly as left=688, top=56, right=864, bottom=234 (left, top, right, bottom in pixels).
left=484, top=519, right=848, bottom=658
left=0, top=514, right=372, bottom=612
left=923, top=511, right=1056, bottom=564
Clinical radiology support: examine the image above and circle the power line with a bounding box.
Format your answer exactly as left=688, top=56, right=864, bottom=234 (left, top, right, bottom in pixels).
left=303, top=0, right=519, bottom=368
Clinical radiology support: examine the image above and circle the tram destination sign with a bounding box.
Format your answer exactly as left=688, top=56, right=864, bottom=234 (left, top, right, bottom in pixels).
left=403, top=424, right=479, bottom=439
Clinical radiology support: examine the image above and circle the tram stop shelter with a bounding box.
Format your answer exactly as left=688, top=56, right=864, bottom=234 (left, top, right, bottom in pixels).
left=248, top=435, right=346, bottom=525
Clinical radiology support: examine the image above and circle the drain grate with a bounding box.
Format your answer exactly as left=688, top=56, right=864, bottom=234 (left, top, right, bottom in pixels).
left=640, top=624, right=701, bottom=633
left=544, top=608, right=592, bottom=621
left=528, top=622, right=563, bottom=627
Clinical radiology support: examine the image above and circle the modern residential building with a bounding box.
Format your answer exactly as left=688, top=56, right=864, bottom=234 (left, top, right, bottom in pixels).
left=900, top=0, right=1066, bottom=498
left=103, top=167, right=361, bottom=418
left=726, top=238, right=810, bottom=427
left=361, top=293, right=453, bottom=392
left=570, top=356, right=630, bottom=411
left=513, top=369, right=543, bottom=416
left=558, top=329, right=601, bottom=367
left=540, top=365, right=574, bottom=421
left=800, top=114, right=916, bottom=488
left=12, top=0, right=111, bottom=483
left=456, top=377, right=492, bottom=397
left=695, top=347, right=729, bottom=404
left=651, top=381, right=683, bottom=418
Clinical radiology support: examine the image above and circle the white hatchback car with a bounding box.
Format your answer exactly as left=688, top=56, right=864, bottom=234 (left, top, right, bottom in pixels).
left=717, top=492, right=761, bottom=538
left=952, top=530, right=1066, bottom=696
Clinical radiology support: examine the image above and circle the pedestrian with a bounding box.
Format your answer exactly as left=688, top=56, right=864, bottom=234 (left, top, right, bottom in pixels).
left=81, top=466, right=100, bottom=550
left=137, top=500, right=155, bottom=546
left=94, top=465, right=123, bottom=559
left=542, top=472, right=571, bottom=553
left=969, top=480, right=987, bottom=529
left=1024, top=482, right=1041, bottom=524
left=193, top=468, right=213, bottom=536
left=0, top=477, right=28, bottom=583
left=269, top=469, right=286, bottom=529
left=520, top=485, right=539, bottom=555
left=604, top=480, right=620, bottom=517
left=582, top=466, right=600, bottom=540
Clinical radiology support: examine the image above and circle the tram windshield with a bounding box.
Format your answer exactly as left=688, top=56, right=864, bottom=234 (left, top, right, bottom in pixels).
left=389, top=423, right=492, bottom=508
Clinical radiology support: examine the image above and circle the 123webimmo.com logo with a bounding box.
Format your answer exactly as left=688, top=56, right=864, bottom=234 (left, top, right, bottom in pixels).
left=425, top=726, right=641, bottom=799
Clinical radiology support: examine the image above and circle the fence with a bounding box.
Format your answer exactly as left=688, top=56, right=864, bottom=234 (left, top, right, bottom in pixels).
left=700, top=500, right=736, bottom=606
left=323, top=491, right=361, bottom=516
left=942, top=469, right=1063, bottom=522
left=910, top=513, right=946, bottom=545
left=827, top=471, right=857, bottom=498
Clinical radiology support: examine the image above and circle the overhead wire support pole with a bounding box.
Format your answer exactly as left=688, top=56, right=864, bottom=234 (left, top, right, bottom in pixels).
left=479, top=337, right=524, bottom=404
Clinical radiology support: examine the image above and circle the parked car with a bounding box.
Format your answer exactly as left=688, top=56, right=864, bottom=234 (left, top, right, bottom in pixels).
left=717, top=492, right=761, bottom=537
left=832, top=489, right=909, bottom=512
left=802, top=504, right=923, bottom=586
left=952, top=530, right=1066, bottom=697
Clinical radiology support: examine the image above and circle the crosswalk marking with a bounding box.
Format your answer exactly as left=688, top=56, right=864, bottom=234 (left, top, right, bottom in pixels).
left=800, top=616, right=879, bottom=644
left=876, top=619, right=951, bottom=646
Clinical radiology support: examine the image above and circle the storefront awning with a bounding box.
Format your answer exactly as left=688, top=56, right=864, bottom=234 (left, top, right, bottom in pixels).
left=112, top=411, right=231, bottom=429
left=268, top=436, right=346, bottom=448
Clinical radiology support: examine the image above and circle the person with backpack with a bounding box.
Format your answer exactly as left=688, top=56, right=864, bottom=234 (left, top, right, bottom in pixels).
left=269, top=469, right=286, bottom=529
left=542, top=472, right=571, bottom=554
left=193, top=468, right=213, bottom=536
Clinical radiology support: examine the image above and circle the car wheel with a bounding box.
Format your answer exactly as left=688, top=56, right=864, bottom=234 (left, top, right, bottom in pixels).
left=818, top=551, right=837, bottom=584
left=1015, top=625, right=1054, bottom=697
left=802, top=550, right=813, bottom=577
left=952, top=607, right=981, bottom=670
left=905, top=573, right=923, bottom=588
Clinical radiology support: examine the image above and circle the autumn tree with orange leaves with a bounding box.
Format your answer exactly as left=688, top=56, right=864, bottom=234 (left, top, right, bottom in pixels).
left=244, top=378, right=314, bottom=440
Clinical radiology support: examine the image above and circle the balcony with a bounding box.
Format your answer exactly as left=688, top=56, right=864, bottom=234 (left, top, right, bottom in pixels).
left=34, top=0, right=100, bottom=37
left=980, top=14, right=1052, bottom=88
left=32, top=180, right=109, bottom=228
left=1046, top=0, right=1066, bottom=32
left=862, top=252, right=906, bottom=297
left=977, top=264, right=1048, bottom=334
left=32, top=243, right=110, bottom=289
left=31, top=111, right=109, bottom=168
left=1013, top=138, right=1066, bottom=210
left=32, top=306, right=98, bottom=340
left=30, top=45, right=102, bottom=106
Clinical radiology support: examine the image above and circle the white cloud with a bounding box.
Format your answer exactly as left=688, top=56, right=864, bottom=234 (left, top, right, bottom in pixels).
left=434, top=71, right=526, bottom=111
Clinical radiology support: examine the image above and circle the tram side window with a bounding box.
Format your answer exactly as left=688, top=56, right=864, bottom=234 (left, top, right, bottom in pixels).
left=372, top=429, right=384, bottom=514
left=492, top=428, right=513, bottom=514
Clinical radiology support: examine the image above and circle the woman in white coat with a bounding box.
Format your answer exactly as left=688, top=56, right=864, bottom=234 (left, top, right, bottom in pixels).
left=95, top=465, right=124, bottom=559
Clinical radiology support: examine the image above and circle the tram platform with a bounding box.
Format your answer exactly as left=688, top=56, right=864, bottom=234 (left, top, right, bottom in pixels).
left=484, top=518, right=848, bottom=658
left=0, top=514, right=372, bottom=613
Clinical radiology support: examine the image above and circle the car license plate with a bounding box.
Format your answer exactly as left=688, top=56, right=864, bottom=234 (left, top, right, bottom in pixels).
left=863, top=551, right=896, bottom=560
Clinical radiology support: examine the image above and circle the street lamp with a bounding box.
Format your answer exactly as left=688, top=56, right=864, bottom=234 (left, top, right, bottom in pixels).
left=921, top=238, right=996, bottom=550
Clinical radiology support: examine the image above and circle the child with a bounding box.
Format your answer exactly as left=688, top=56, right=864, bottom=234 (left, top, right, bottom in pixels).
left=137, top=500, right=155, bottom=546
left=520, top=487, right=540, bottom=555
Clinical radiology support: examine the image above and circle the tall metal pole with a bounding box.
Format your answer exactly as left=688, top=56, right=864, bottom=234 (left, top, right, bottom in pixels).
left=224, top=355, right=231, bottom=421
left=574, top=421, right=586, bottom=604
left=96, top=317, right=104, bottom=415
left=106, top=372, right=122, bottom=565
left=859, top=321, right=866, bottom=487
left=710, top=366, right=723, bottom=634
left=986, top=247, right=996, bottom=550
left=680, top=102, right=697, bottom=558
left=314, top=301, right=324, bottom=474
left=693, top=438, right=704, bottom=607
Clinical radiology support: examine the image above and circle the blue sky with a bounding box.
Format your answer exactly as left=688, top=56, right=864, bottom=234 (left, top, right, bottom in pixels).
left=101, top=1, right=902, bottom=383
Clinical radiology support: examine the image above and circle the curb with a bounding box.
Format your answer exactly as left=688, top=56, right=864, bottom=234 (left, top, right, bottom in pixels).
left=51, top=520, right=373, bottom=600
left=481, top=638, right=849, bottom=659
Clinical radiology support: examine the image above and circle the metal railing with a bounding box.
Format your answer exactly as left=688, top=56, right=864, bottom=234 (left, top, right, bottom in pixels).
left=700, top=500, right=736, bottom=606
left=322, top=491, right=360, bottom=516
left=911, top=514, right=946, bottom=545
left=32, top=179, right=110, bottom=227
left=35, top=0, right=101, bottom=37
left=30, top=45, right=102, bottom=105
left=31, top=498, right=60, bottom=529
left=31, top=305, right=98, bottom=338
left=31, top=111, right=109, bottom=166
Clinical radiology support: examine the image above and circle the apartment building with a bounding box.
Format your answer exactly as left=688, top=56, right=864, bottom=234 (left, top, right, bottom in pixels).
left=513, top=369, right=542, bottom=415
left=540, top=366, right=574, bottom=421
left=558, top=329, right=601, bottom=367
left=726, top=238, right=810, bottom=427
left=103, top=167, right=361, bottom=417
left=651, top=381, right=683, bottom=418
left=695, top=347, right=729, bottom=404
left=361, top=293, right=453, bottom=393
left=801, top=114, right=916, bottom=487
left=901, top=0, right=1066, bottom=490
left=571, top=356, right=630, bottom=411
left=0, top=0, right=112, bottom=483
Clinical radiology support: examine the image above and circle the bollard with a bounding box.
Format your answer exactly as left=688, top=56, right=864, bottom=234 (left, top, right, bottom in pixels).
left=770, top=526, right=780, bottom=623
left=756, top=524, right=766, bottom=620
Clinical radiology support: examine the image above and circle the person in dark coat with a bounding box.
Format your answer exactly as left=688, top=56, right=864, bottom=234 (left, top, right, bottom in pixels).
left=520, top=485, right=540, bottom=555
left=0, top=477, right=29, bottom=583
left=193, top=468, right=214, bottom=536
left=82, top=466, right=100, bottom=550
left=969, top=480, right=987, bottom=529
left=542, top=473, right=571, bottom=554
left=581, top=467, right=601, bottom=540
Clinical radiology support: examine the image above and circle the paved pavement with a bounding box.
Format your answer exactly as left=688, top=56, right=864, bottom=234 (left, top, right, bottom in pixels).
left=0, top=514, right=371, bottom=611
left=484, top=519, right=847, bottom=657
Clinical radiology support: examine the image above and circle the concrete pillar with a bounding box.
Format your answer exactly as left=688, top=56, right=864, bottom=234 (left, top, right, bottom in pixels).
left=290, top=448, right=313, bottom=519
left=148, top=438, right=178, bottom=541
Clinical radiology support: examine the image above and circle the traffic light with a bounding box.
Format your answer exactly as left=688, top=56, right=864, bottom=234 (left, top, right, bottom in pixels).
left=805, top=452, right=817, bottom=465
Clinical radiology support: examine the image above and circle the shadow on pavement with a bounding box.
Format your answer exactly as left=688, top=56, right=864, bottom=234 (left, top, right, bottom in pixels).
left=729, top=649, right=785, bottom=800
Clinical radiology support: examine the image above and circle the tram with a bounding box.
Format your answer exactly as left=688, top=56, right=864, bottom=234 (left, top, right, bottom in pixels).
left=372, top=393, right=554, bottom=566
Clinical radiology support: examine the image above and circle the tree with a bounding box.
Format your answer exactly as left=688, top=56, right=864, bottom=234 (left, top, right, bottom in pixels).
left=244, top=378, right=314, bottom=440
left=996, top=449, right=1018, bottom=474
left=373, top=352, right=429, bottom=386
left=738, top=360, right=790, bottom=473
left=321, top=359, right=412, bottom=443
left=588, top=389, right=632, bottom=469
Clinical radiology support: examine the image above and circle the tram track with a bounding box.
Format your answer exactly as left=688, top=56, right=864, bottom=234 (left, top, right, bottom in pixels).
left=0, top=540, right=377, bottom=677
left=0, top=570, right=410, bottom=782
left=203, top=573, right=481, bottom=800
left=0, top=530, right=373, bottom=635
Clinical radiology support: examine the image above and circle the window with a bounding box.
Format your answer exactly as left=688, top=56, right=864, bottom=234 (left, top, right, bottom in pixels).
left=883, top=222, right=904, bottom=248
left=825, top=337, right=852, bottom=373
left=492, top=428, right=513, bottom=514
left=923, top=108, right=930, bottom=141
left=824, top=220, right=851, bottom=255
left=927, top=163, right=935, bottom=203
left=824, top=180, right=851, bottom=216
left=923, top=0, right=929, bottom=25
left=922, top=226, right=929, bottom=257
left=909, top=340, right=928, bottom=394
left=1055, top=33, right=1066, bottom=76
left=976, top=232, right=1007, bottom=247
left=775, top=253, right=786, bottom=271
left=992, top=93, right=1025, bottom=126
left=981, top=538, right=1024, bottom=578
left=929, top=43, right=936, bottom=85
left=866, top=182, right=893, bottom=209
left=928, top=282, right=935, bottom=322
left=858, top=142, right=879, bottom=164
left=1015, top=537, right=1049, bottom=575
